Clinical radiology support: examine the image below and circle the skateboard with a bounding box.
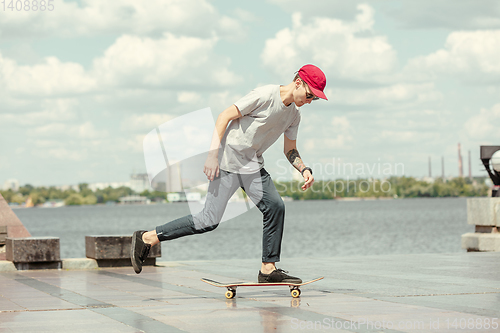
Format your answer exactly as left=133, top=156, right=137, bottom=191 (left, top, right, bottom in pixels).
left=201, top=277, right=324, bottom=299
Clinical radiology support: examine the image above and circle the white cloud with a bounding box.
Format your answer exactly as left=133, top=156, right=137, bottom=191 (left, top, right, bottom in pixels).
left=261, top=4, right=398, bottom=82
left=268, top=0, right=360, bottom=20
left=126, top=134, right=148, bottom=153
left=270, top=0, right=500, bottom=30
left=303, top=115, right=354, bottom=151
left=0, top=54, right=96, bottom=97
left=0, top=99, right=78, bottom=126
left=384, top=0, right=500, bottom=30
left=465, top=103, right=500, bottom=141
left=120, top=113, right=175, bottom=131
left=304, top=135, right=352, bottom=151
left=0, top=0, right=244, bottom=40
left=331, top=116, right=350, bottom=131
left=45, top=148, right=87, bottom=161
left=0, top=31, right=240, bottom=98
left=208, top=91, right=244, bottom=112
left=406, top=30, right=500, bottom=83
left=330, top=83, right=441, bottom=107
left=92, top=33, right=240, bottom=89
left=31, top=121, right=107, bottom=139
left=177, top=92, right=202, bottom=104
left=378, top=130, right=441, bottom=144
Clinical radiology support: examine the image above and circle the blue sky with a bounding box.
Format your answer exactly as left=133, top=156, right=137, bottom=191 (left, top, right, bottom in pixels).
left=1, top=0, right=500, bottom=187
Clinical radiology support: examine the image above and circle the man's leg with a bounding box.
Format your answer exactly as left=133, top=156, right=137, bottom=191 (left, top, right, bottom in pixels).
left=132, top=170, right=240, bottom=273
left=241, top=168, right=301, bottom=283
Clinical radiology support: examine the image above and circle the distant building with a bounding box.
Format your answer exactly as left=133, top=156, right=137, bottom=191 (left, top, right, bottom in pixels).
left=167, top=192, right=186, bottom=202
left=151, top=180, right=166, bottom=192
left=87, top=182, right=130, bottom=192
left=55, top=185, right=80, bottom=192
left=119, top=195, right=151, bottom=205
left=166, top=164, right=183, bottom=193
left=420, top=177, right=435, bottom=184
left=167, top=192, right=201, bottom=202
left=3, top=179, right=19, bottom=192
left=458, top=143, right=463, bottom=178
left=130, top=173, right=150, bottom=193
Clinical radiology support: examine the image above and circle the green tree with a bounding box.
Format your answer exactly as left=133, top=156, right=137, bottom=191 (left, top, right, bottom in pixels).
left=18, top=184, right=33, bottom=196
left=29, top=192, right=46, bottom=205
left=83, top=195, right=97, bottom=205
left=0, top=190, right=14, bottom=202
left=11, top=193, right=25, bottom=204
left=65, top=193, right=84, bottom=205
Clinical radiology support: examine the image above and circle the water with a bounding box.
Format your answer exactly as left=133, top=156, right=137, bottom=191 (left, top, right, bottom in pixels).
left=13, top=198, right=473, bottom=260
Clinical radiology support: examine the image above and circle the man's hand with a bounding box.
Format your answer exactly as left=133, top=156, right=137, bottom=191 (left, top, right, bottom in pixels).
left=301, top=170, right=314, bottom=191
left=204, top=154, right=219, bottom=181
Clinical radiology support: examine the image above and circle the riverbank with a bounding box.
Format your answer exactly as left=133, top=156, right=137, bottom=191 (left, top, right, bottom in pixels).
left=1, top=176, right=489, bottom=208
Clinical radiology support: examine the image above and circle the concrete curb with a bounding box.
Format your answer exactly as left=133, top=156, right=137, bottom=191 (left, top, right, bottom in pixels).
left=62, top=258, right=99, bottom=270
left=0, top=260, right=16, bottom=272
left=0, top=258, right=100, bottom=271
left=0, top=259, right=186, bottom=271
left=462, top=232, right=500, bottom=251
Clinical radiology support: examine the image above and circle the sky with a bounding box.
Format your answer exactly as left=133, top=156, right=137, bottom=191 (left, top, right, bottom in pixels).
left=1, top=0, right=500, bottom=187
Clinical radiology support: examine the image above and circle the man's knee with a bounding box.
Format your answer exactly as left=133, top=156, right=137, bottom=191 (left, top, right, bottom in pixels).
left=270, top=198, right=285, bottom=215
left=198, top=222, right=219, bottom=233
left=193, top=211, right=221, bottom=233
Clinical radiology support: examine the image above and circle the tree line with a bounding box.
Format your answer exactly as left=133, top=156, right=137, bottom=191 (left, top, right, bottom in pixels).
left=0, top=176, right=490, bottom=206
left=274, top=176, right=489, bottom=200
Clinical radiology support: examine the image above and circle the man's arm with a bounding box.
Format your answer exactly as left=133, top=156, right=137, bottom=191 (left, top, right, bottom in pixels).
left=284, top=135, right=314, bottom=190
left=204, top=104, right=242, bottom=181
left=208, top=104, right=242, bottom=155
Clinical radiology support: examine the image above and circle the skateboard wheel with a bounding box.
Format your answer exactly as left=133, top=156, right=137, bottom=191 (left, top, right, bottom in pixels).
left=225, top=290, right=235, bottom=299
left=291, top=289, right=300, bottom=298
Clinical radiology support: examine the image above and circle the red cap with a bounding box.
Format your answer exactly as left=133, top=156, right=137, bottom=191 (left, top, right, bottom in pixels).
left=298, top=64, right=327, bottom=100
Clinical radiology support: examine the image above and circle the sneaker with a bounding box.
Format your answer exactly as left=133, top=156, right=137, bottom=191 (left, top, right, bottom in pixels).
left=131, top=230, right=151, bottom=274
left=258, top=268, right=302, bottom=284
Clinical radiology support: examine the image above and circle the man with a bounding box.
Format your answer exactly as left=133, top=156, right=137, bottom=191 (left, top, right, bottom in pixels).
left=131, top=64, right=327, bottom=283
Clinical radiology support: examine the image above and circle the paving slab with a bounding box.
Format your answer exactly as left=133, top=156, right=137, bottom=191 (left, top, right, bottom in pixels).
left=0, top=252, right=499, bottom=332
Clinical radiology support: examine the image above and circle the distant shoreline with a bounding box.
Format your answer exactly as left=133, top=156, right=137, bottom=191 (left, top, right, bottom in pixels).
left=8, top=195, right=487, bottom=209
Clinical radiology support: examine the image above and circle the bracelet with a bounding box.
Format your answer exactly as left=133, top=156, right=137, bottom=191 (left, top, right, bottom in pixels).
left=301, top=167, right=312, bottom=176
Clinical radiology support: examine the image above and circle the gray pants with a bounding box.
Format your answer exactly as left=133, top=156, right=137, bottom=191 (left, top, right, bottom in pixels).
left=155, top=168, right=285, bottom=262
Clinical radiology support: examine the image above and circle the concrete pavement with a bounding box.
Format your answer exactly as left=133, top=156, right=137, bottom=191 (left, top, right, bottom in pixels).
left=0, top=252, right=499, bottom=332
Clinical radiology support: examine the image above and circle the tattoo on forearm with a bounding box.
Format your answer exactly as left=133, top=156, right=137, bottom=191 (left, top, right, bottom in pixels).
left=286, top=149, right=306, bottom=173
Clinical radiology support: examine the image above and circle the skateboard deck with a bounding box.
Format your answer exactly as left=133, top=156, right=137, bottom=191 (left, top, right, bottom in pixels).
left=201, top=277, right=323, bottom=298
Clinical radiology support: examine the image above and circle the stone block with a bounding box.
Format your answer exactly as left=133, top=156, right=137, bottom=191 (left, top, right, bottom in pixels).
left=467, top=198, right=500, bottom=226
left=6, top=237, right=61, bottom=270
left=0, top=194, right=31, bottom=237
left=85, top=235, right=161, bottom=267
left=62, top=258, right=98, bottom=270
left=461, top=233, right=500, bottom=252
left=0, top=260, right=16, bottom=272
left=0, top=226, right=7, bottom=245
left=0, top=194, right=31, bottom=260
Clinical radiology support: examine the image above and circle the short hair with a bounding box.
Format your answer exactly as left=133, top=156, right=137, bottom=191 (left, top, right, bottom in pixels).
left=293, top=72, right=300, bottom=82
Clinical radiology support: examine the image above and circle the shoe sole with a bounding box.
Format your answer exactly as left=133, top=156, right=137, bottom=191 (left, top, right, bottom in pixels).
left=259, top=280, right=303, bottom=284
left=131, top=231, right=143, bottom=274
left=258, top=278, right=302, bottom=284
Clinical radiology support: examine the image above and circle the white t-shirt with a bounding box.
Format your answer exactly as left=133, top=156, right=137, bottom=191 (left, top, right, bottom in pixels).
left=218, top=85, right=301, bottom=174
